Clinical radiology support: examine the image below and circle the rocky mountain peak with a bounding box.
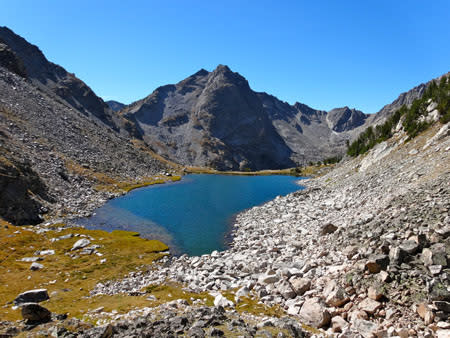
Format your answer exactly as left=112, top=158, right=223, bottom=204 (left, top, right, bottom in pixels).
left=206, top=65, right=250, bottom=89
left=327, top=106, right=367, bottom=132
left=213, top=64, right=232, bottom=74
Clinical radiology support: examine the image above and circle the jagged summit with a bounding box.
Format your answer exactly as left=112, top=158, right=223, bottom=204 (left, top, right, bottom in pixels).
left=327, top=106, right=367, bottom=132
left=122, top=64, right=293, bottom=170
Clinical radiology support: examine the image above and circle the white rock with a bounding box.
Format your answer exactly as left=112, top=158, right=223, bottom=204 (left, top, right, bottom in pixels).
left=213, top=294, right=234, bottom=308
left=71, top=238, right=91, bottom=251
left=30, top=262, right=44, bottom=271
left=39, top=250, right=55, bottom=256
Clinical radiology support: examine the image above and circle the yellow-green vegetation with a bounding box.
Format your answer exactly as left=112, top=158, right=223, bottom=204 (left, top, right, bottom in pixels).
left=0, top=221, right=168, bottom=321
left=234, top=296, right=285, bottom=317
left=96, top=175, right=181, bottom=193
left=218, top=291, right=285, bottom=317
left=65, top=159, right=181, bottom=193
left=296, top=163, right=335, bottom=177
left=184, top=166, right=302, bottom=176
left=143, top=283, right=214, bottom=308
left=142, top=285, right=285, bottom=318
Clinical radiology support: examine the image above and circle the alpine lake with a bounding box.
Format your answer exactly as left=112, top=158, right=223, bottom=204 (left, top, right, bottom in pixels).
left=77, top=174, right=305, bottom=256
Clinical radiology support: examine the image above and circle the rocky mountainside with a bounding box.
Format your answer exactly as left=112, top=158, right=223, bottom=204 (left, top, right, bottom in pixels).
left=368, top=73, right=450, bottom=126
left=121, top=66, right=372, bottom=170
left=0, top=27, right=125, bottom=131
left=0, top=28, right=171, bottom=225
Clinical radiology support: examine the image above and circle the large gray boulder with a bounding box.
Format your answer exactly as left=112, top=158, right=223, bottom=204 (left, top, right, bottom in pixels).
left=21, top=303, right=51, bottom=322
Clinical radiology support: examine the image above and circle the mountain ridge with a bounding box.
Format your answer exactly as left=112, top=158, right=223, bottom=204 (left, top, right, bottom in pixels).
left=121, top=65, right=373, bottom=169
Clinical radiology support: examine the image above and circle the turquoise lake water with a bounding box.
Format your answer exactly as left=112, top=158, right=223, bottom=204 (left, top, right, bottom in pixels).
left=77, top=174, right=304, bottom=256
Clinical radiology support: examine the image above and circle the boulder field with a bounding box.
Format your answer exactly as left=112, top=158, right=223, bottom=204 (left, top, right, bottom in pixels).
left=87, top=122, right=450, bottom=336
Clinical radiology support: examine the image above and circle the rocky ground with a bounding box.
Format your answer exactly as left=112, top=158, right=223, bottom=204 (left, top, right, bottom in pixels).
left=87, top=122, right=449, bottom=337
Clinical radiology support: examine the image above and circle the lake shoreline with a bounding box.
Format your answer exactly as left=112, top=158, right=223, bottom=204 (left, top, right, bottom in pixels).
left=91, top=126, right=450, bottom=336
left=73, top=174, right=305, bottom=256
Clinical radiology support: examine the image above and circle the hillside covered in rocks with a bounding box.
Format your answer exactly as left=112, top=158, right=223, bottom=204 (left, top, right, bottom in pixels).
left=0, top=27, right=174, bottom=225
left=89, top=98, right=450, bottom=336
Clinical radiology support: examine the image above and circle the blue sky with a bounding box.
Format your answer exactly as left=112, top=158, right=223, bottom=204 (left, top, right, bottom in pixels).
left=1, top=1, right=449, bottom=113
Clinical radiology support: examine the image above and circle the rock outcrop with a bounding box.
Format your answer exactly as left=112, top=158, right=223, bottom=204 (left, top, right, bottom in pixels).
left=0, top=152, right=53, bottom=225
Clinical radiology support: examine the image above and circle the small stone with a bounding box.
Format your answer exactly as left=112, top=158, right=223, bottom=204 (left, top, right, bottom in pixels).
left=188, top=327, right=205, bottom=337
left=389, top=247, right=407, bottom=265
left=30, top=262, right=44, bottom=271
left=326, top=287, right=349, bottom=307
left=20, top=257, right=43, bottom=262
left=235, top=286, right=249, bottom=300
left=434, top=301, right=450, bottom=313
left=331, top=315, right=348, bottom=333
left=353, top=319, right=378, bottom=338
left=436, top=329, right=450, bottom=338
left=365, top=255, right=389, bottom=273
left=429, top=265, right=443, bottom=275
left=437, top=321, right=450, bottom=329
left=277, top=281, right=296, bottom=300
left=399, top=241, right=419, bottom=255
left=299, top=297, right=331, bottom=328
left=358, top=298, right=381, bottom=314
left=39, top=249, right=55, bottom=256
left=422, top=248, right=448, bottom=267
left=320, top=223, right=338, bottom=235
left=210, top=328, right=224, bottom=336
left=378, top=271, right=391, bottom=283
left=417, top=303, right=434, bottom=325
left=99, top=324, right=113, bottom=338
left=213, top=294, right=233, bottom=308
left=368, top=286, right=383, bottom=301
left=290, top=277, right=311, bottom=296
left=21, top=303, right=51, bottom=322
left=259, top=271, right=279, bottom=284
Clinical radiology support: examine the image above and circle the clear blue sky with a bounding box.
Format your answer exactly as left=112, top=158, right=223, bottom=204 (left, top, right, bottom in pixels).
left=1, top=1, right=449, bottom=113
